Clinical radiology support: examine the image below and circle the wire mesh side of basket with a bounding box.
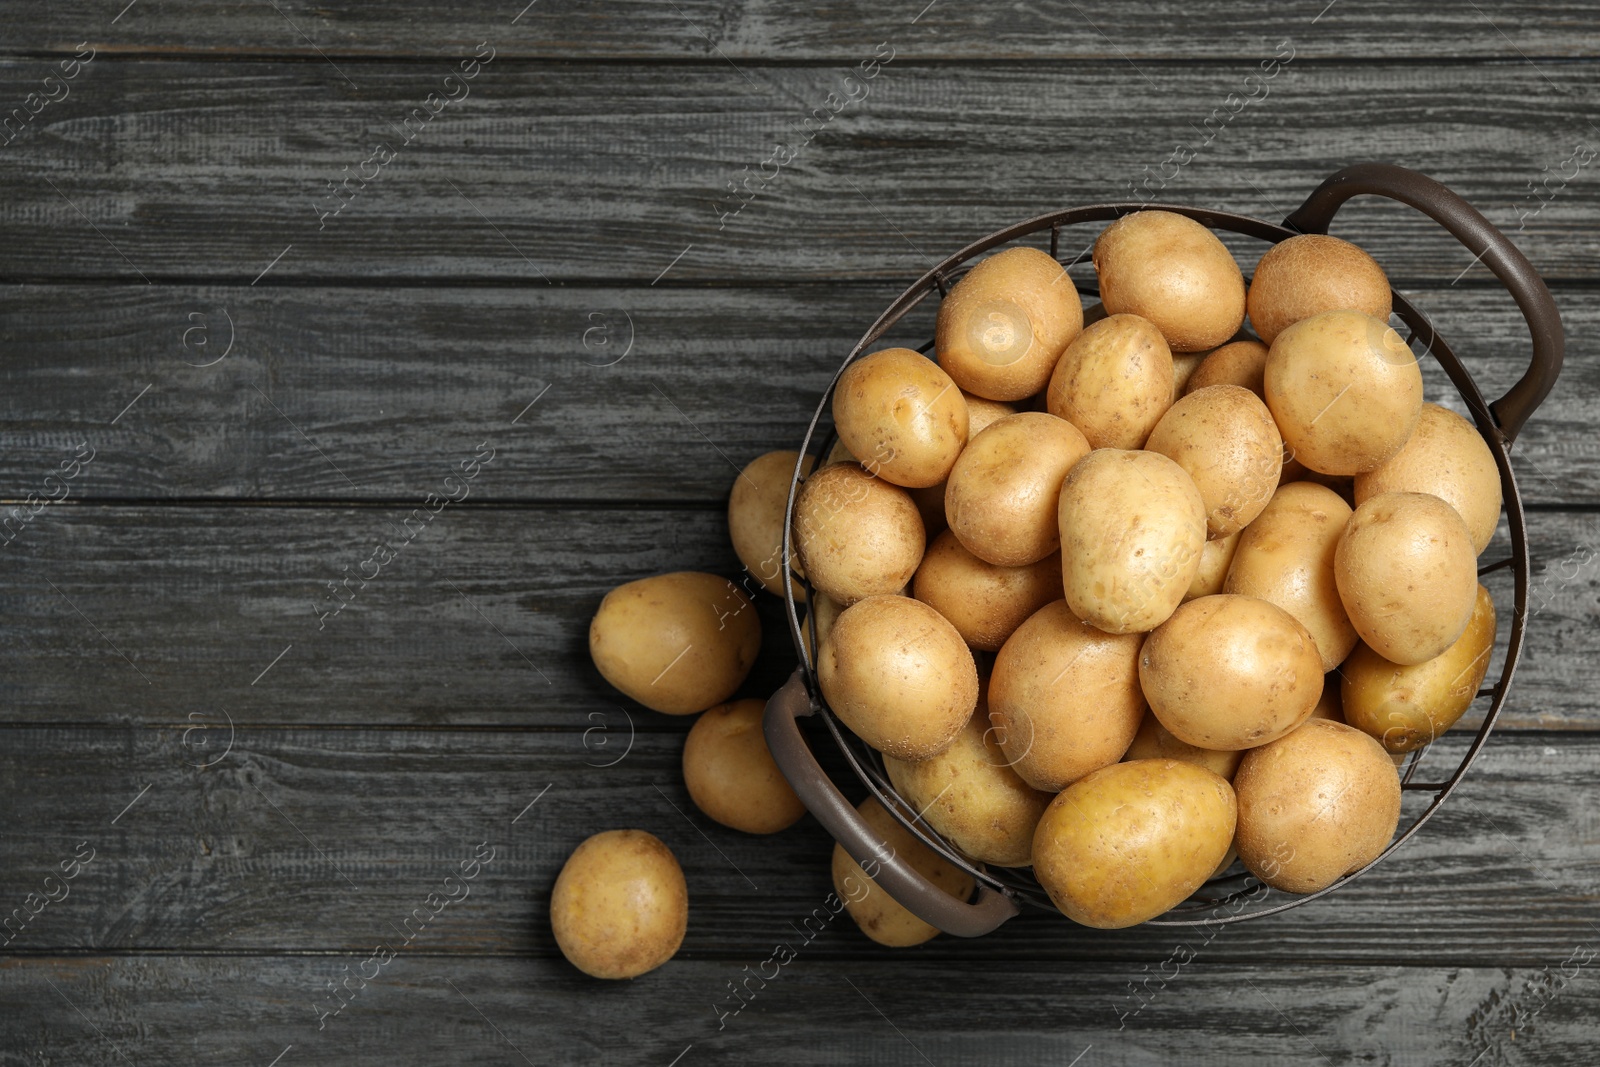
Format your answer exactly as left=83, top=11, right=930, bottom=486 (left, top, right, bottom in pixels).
left=779, top=202, right=1530, bottom=927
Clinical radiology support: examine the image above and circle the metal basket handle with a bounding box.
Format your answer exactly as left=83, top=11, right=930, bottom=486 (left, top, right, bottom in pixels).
left=762, top=669, right=1021, bottom=937
left=1283, top=162, right=1563, bottom=443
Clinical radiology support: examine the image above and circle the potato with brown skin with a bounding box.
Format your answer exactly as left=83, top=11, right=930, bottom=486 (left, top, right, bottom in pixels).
left=962, top=391, right=1017, bottom=436
left=1224, top=481, right=1358, bottom=671
left=1093, top=211, right=1247, bottom=352
left=1123, top=710, right=1243, bottom=780
left=589, top=572, right=761, bottom=715
left=913, top=530, right=1062, bottom=651
left=988, top=599, right=1146, bottom=791
left=1140, top=594, right=1324, bottom=751
left=884, top=709, right=1052, bottom=867
left=1185, top=339, right=1270, bottom=399
left=1146, top=384, right=1282, bottom=539
left=792, top=464, right=925, bottom=606
left=1247, top=233, right=1392, bottom=345
left=1171, top=352, right=1207, bottom=400
left=936, top=246, right=1085, bottom=401
left=833, top=347, right=969, bottom=489
left=682, top=699, right=806, bottom=834
left=800, top=590, right=843, bottom=666
left=945, top=412, right=1091, bottom=566
left=818, top=595, right=977, bottom=761
left=729, top=450, right=815, bottom=601
left=1032, top=759, right=1237, bottom=928
left=1265, top=309, right=1423, bottom=476
left=1046, top=314, right=1175, bottom=450
left=1184, top=530, right=1241, bottom=601
left=1058, top=449, right=1208, bottom=634
left=1343, top=584, right=1496, bottom=753
left=551, top=830, right=688, bottom=979
left=833, top=796, right=976, bottom=947
left=1335, top=491, right=1478, bottom=665
left=1353, top=403, right=1502, bottom=554
left=1233, top=719, right=1402, bottom=893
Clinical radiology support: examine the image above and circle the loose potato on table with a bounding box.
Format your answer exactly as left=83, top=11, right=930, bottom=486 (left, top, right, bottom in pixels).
left=792, top=463, right=925, bottom=605
left=1353, top=402, right=1502, bottom=554
left=833, top=347, right=969, bottom=488
left=1123, top=710, right=1243, bottom=781
left=936, top=246, right=1085, bottom=401
left=1046, top=313, right=1175, bottom=450
left=833, top=796, right=976, bottom=947
left=1233, top=719, right=1402, bottom=893
left=682, top=699, right=806, bottom=834
left=817, top=595, right=977, bottom=761
left=1032, top=759, right=1237, bottom=928
left=945, top=411, right=1091, bottom=566
left=551, top=829, right=688, bottom=979
left=1145, top=383, right=1282, bottom=538
left=1093, top=210, right=1247, bottom=352
left=1247, top=233, right=1392, bottom=345
left=728, top=450, right=814, bottom=600
left=1186, top=339, right=1270, bottom=400
left=589, top=571, right=760, bottom=715
left=913, top=530, right=1062, bottom=651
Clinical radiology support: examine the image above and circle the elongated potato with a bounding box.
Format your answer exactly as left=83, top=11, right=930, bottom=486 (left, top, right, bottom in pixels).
left=833, top=796, right=976, bottom=947
left=1046, top=314, right=1175, bottom=450
left=1353, top=403, right=1501, bottom=554
left=729, top=450, right=815, bottom=600
left=833, top=347, right=969, bottom=489
left=1093, top=211, right=1247, bottom=352
left=1146, top=384, right=1282, bottom=538
left=936, top=246, right=1085, bottom=401
left=945, top=412, right=1091, bottom=566
left=913, top=530, right=1062, bottom=651
left=792, top=463, right=925, bottom=606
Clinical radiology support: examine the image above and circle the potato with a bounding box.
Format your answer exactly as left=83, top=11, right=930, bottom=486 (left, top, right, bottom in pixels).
left=1353, top=403, right=1501, bottom=554
left=884, top=708, right=1052, bottom=867
left=825, top=438, right=857, bottom=466
left=1342, top=584, right=1496, bottom=753
left=682, top=699, right=806, bottom=834
left=988, top=599, right=1145, bottom=791
left=1045, top=314, right=1174, bottom=450
left=1335, top=491, right=1478, bottom=665
left=589, top=572, right=760, bottom=715
left=1172, top=352, right=1207, bottom=400
left=1058, top=449, right=1207, bottom=634
left=818, top=595, right=977, bottom=760
left=1140, top=594, right=1324, bottom=751
left=1094, top=211, right=1246, bottom=352
left=1264, top=309, right=1423, bottom=476
left=936, top=246, right=1085, bottom=401
left=1224, top=481, right=1358, bottom=671
left=1032, top=759, right=1236, bottom=928
left=1146, top=384, right=1282, bottom=539
left=945, top=412, right=1091, bottom=566
left=792, top=463, right=925, bottom=605
left=1247, top=233, right=1392, bottom=346
left=1185, top=529, right=1241, bottom=602
left=833, top=347, right=969, bottom=489
left=1123, top=710, right=1243, bottom=781
left=1185, top=339, right=1270, bottom=400
left=551, top=829, right=688, bottom=979
left=1309, top=680, right=1343, bottom=722
left=833, top=796, right=976, bottom=947
left=1233, top=719, right=1402, bottom=893
left=729, top=450, right=815, bottom=601
left=962, top=391, right=1017, bottom=436
left=913, top=530, right=1062, bottom=651
left=800, top=590, right=843, bottom=665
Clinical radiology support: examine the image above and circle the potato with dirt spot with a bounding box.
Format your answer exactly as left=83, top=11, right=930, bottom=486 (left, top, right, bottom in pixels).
left=551, top=830, right=688, bottom=979
left=1146, top=384, right=1282, bottom=539
left=1046, top=314, right=1175, bottom=450
left=832, top=796, right=976, bottom=947
left=792, top=463, right=925, bottom=606
left=832, top=347, right=969, bottom=489
left=945, top=412, right=1091, bottom=566
left=936, top=246, right=1085, bottom=401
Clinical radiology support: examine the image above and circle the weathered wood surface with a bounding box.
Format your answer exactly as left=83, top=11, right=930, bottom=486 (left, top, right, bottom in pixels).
left=0, top=284, right=1590, bottom=503
left=0, top=61, right=1595, bottom=284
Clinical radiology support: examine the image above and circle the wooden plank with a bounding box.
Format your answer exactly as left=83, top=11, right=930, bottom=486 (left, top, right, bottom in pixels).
left=0, top=727, right=1595, bottom=966
left=0, top=60, right=1595, bottom=284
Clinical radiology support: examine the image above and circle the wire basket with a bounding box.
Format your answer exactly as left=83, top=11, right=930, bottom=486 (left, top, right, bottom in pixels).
left=763, top=163, right=1564, bottom=936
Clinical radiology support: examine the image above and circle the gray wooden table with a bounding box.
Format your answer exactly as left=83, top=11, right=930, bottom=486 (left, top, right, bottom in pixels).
left=2, top=3, right=1597, bottom=1064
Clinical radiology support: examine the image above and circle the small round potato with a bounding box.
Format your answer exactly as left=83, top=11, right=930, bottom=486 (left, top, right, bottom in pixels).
left=551, top=829, right=688, bottom=979
left=1342, top=584, right=1496, bottom=753
left=988, top=600, right=1146, bottom=791
left=1140, top=594, right=1324, bottom=751
left=1353, top=403, right=1501, bottom=554
left=936, top=246, right=1085, bottom=401
left=1032, top=759, right=1237, bottom=928
left=1335, top=491, right=1478, bottom=665
left=1224, top=481, right=1358, bottom=671
left=1145, top=384, right=1282, bottom=538
left=1185, top=529, right=1241, bottom=602
left=884, top=708, right=1052, bottom=867
left=833, top=347, right=969, bottom=489
left=792, top=463, right=925, bottom=605
left=590, top=572, right=761, bottom=715
left=1233, top=719, right=1402, bottom=893
left=833, top=796, right=976, bottom=947
left=945, top=412, right=1091, bottom=566
left=818, top=595, right=977, bottom=760
left=1123, top=710, right=1243, bottom=781
left=1058, top=449, right=1208, bottom=634
left=1247, top=234, right=1392, bottom=345
left=1264, top=309, right=1423, bottom=476
left=1046, top=314, right=1175, bottom=450
left=1093, top=211, right=1247, bottom=352
left=682, top=699, right=806, bottom=834
left=1185, top=339, right=1270, bottom=400
left=913, top=530, right=1062, bottom=651
left=729, top=450, right=815, bottom=600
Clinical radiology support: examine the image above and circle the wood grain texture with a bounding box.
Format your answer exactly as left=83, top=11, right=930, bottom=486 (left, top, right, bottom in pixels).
left=0, top=60, right=1594, bottom=284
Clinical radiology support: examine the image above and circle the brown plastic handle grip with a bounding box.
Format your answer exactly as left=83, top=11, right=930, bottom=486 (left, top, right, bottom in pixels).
left=762, top=669, right=1020, bottom=937
left=1283, top=162, right=1563, bottom=443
